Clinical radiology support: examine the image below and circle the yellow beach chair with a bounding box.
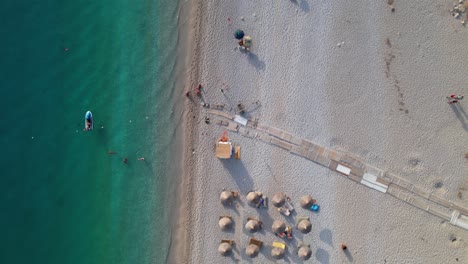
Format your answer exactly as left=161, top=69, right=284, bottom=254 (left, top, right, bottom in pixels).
left=273, top=241, right=286, bottom=250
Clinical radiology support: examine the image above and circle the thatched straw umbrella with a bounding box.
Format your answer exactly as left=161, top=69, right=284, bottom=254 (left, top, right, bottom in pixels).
left=220, top=191, right=234, bottom=205
left=245, top=244, right=259, bottom=258
left=298, top=219, right=312, bottom=234
left=246, top=191, right=260, bottom=205
left=272, top=220, right=286, bottom=233
left=218, top=242, right=232, bottom=256
left=300, top=195, right=314, bottom=208
left=219, top=217, right=233, bottom=230
left=271, top=247, right=285, bottom=259
left=245, top=219, right=259, bottom=232
left=298, top=246, right=312, bottom=260
left=272, top=192, right=285, bottom=207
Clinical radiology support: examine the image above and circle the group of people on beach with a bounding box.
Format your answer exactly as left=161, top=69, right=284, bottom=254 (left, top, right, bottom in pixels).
left=275, top=226, right=292, bottom=240
left=447, top=94, right=464, bottom=104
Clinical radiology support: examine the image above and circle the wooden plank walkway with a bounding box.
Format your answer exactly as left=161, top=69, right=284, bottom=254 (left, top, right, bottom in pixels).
left=207, top=109, right=468, bottom=231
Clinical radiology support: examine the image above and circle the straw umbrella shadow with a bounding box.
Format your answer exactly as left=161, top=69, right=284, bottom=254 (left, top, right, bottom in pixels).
left=221, top=198, right=240, bottom=215
left=220, top=190, right=238, bottom=211
left=221, top=159, right=254, bottom=194
left=319, top=229, right=334, bottom=246
left=315, top=248, right=330, bottom=264
left=256, top=209, right=274, bottom=234
left=247, top=52, right=265, bottom=71
left=227, top=243, right=241, bottom=263
left=450, top=104, right=468, bottom=131
left=223, top=203, right=240, bottom=216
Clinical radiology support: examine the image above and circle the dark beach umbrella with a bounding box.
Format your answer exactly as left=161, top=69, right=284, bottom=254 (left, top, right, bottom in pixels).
left=234, top=29, right=245, bottom=40
left=298, top=246, right=312, bottom=260
left=245, top=244, right=260, bottom=258
left=218, top=243, right=232, bottom=256
left=271, top=247, right=285, bottom=259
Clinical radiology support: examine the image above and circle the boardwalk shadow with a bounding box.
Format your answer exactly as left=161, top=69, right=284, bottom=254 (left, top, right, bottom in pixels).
left=450, top=104, right=468, bottom=131
left=221, top=159, right=254, bottom=195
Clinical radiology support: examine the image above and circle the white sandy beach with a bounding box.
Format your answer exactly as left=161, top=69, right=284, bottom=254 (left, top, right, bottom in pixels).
left=172, top=0, right=468, bottom=263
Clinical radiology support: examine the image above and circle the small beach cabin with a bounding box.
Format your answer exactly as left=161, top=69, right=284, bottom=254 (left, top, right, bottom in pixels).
left=216, top=141, right=233, bottom=159
left=216, top=131, right=233, bottom=159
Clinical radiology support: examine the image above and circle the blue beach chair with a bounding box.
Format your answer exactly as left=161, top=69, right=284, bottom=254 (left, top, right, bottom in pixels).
left=310, top=204, right=320, bottom=212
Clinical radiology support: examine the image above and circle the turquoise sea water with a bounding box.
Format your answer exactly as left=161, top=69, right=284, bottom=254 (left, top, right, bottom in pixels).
left=0, top=0, right=182, bottom=263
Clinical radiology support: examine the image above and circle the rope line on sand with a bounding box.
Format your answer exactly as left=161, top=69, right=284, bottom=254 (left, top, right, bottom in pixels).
left=207, top=109, right=468, bottom=231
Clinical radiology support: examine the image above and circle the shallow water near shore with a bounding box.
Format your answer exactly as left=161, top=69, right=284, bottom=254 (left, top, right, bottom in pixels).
left=0, top=0, right=181, bottom=263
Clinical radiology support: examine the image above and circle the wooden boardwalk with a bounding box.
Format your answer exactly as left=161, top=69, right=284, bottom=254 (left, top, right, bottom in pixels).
left=207, top=109, right=468, bottom=231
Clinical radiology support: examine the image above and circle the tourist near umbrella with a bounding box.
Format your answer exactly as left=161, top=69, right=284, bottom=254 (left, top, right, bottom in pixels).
left=272, top=220, right=286, bottom=233
left=245, top=244, right=260, bottom=258
left=220, top=191, right=233, bottom=205
left=300, top=195, right=314, bottom=208
left=219, top=217, right=233, bottom=230
left=245, top=220, right=259, bottom=232
left=271, top=247, right=285, bottom=259
left=298, top=246, right=312, bottom=260
left=234, top=29, right=245, bottom=40
left=272, top=192, right=285, bottom=207
left=246, top=191, right=260, bottom=205
left=243, top=35, right=252, bottom=47
left=298, top=219, right=312, bottom=234
left=218, top=242, right=232, bottom=256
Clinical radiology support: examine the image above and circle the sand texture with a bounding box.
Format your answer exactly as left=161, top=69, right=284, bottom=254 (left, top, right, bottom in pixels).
left=176, top=0, right=468, bottom=263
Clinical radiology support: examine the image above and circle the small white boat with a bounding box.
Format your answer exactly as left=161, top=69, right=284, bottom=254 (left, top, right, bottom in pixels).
left=84, top=111, right=93, bottom=131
